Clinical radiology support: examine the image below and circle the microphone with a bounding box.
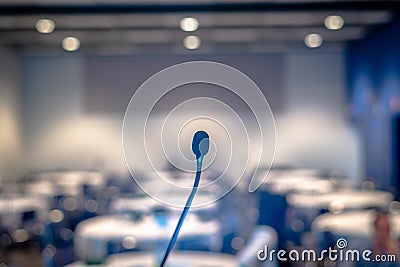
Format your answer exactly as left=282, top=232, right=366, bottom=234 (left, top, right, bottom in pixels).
left=192, top=130, right=210, bottom=160
left=160, top=130, right=209, bottom=267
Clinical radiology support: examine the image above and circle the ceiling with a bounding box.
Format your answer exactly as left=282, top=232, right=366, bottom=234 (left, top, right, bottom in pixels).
left=0, top=0, right=398, bottom=53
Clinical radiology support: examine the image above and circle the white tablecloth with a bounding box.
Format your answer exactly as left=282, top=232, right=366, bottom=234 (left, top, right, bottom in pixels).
left=107, top=251, right=238, bottom=267
left=74, top=214, right=221, bottom=262
left=64, top=252, right=238, bottom=267
left=287, top=189, right=393, bottom=210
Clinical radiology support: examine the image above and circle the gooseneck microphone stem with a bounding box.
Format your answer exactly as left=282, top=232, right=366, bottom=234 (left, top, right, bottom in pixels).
left=159, top=156, right=203, bottom=267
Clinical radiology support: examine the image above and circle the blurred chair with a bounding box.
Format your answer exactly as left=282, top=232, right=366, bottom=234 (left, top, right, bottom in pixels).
left=237, top=226, right=278, bottom=267
left=52, top=194, right=67, bottom=210
left=257, top=191, right=288, bottom=249
left=22, top=210, right=36, bottom=222
left=82, top=184, right=95, bottom=199
left=37, top=209, right=75, bottom=267
left=21, top=210, right=37, bottom=232
left=0, top=220, right=12, bottom=252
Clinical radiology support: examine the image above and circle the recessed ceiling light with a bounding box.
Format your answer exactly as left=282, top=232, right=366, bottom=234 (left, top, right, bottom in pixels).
left=62, top=36, right=80, bottom=52
left=183, top=35, right=201, bottom=50
left=48, top=209, right=64, bottom=223
left=35, top=19, right=55, bottom=34
left=325, top=15, right=344, bottom=30
left=304, top=33, right=323, bottom=48
left=180, top=17, right=199, bottom=32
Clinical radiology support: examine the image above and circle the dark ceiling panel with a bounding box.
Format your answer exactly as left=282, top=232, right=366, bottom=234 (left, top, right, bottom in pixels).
left=0, top=1, right=398, bottom=15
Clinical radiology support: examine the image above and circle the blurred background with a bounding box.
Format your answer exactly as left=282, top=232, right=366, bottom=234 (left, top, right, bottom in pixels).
left=1, top=0, right=400, bottom=267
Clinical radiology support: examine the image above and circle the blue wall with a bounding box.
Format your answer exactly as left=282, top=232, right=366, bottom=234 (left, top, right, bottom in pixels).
left=347, top=17, right=400, bottom=194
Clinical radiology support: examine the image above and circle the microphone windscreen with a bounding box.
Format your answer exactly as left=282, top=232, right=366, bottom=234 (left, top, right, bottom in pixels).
left=192, top=130, right=209, bottom=159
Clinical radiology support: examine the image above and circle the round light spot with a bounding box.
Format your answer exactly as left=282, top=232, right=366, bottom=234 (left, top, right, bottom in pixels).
left=85, top=199, right=98, bottom=213
left=42, top=244, right=57, bottom=258
left=361, top=180, right=375, bottom=191
left=247, top=208, right=259, bottom=222
left=390, top=201, right=400, bottom=214
left=231, top=236, right=245, bottom=250
left=60, top=228, right=73, bottom=241
left=329, top=200, right=344, bottom=214
left=62, top=36, right=80, bottom=52
left=35, top=19, right=55, bottom=34
left=63, top=197, right=77, bottom=211
left=122, top=236, right=136, bottom=249
left=12, top=229, right=29, bottom=243
left=324, top=15, right=344, bottom=30
left=49, top=209, right=64, bottom=223
left=180, top=17, right=199, bottom=32
left=33, top=222, right=45, bottom=236
left=291, top=219, right=305, bottom=232
left=0, top=233, right=11, bottom=246
left=304, top=33, right=323, bottom=48
left=183, top=35, right=201, bottom=50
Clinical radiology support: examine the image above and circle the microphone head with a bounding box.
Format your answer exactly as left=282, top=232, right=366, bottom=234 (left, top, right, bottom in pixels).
left=192, top=130, right=209, bottom=159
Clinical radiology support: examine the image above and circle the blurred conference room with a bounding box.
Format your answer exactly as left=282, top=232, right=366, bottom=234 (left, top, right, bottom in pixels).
left=1, top=1, right=400, bottom=267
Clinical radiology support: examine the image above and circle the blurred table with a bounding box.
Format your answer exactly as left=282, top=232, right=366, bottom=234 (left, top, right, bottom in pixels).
left=64, top=251, right=237, bottom=267
left=31, top=171, right=105, bottom=196
left=312, top=210, right=400, bottom=238
left=107, top=251, right=238, bottom=267
left=74, top=214, right=221, bottom=262
left=63, top=262, right=106, bottom=267
left=312, top=210, right=400, bottom=253
left=0, top=194, right=48, bottom=227
left=25, top=180, right=57, bottom=198
left=287, top=189, right=393, bottom=211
